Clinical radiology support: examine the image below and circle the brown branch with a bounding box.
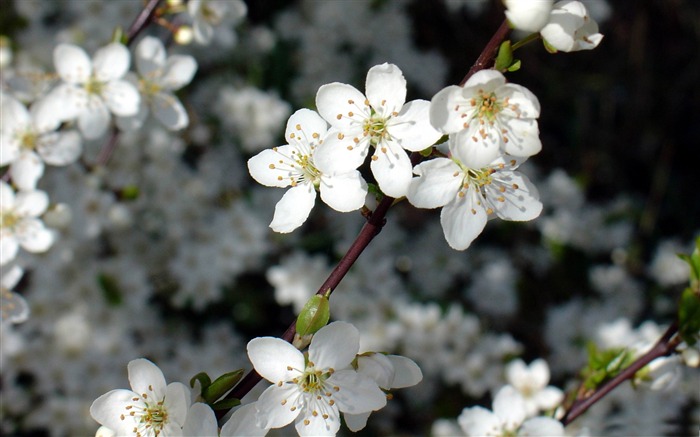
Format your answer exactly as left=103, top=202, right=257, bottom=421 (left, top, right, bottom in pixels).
left=126, top=0, right=163, bottom=45
left=561, top=322, right=681, bottom=426
left=459, top=20, right=511, bottom=86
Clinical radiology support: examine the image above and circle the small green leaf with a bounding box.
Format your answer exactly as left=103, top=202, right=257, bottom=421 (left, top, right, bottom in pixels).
left=111, top=27, right=125, bottom=44
left=678, top=287, right=700, bottom=346
left=367, top=183, right=384, bottom=202
left=494, top=40, right=514, bottom=72
left=296, top=293, right=330, bottom=337
left=190, top=372, right=212, bottom=390
left=202, top=370, right=245, bottom=403
left=580, top=342, right=635, bottom=390
left=506, top=59, right=521, bottom=72
left=120, top=185, right=140, bottom=201
left=543, top=38, right=558, bottom=54
left=211, top=398, right=242, bottom=410
left=97, top=273, right=122, bottom=306
left=419, top=146, right=434, bottom=157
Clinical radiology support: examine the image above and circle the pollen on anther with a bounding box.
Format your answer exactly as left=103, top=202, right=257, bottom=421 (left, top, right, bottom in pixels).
left=277, top=176, right=283, bottom=181
left=312, top=132, right=319, bottom=138
left=312, top=411, right=319, bottom=417
left=120, top=414, right=125, bottom=420
left=277, top=381, right=283, bottom=386
left=291, top=406, right=297, bottom=412
left=512, top=183, right=519, bottom=189
left=497, top=196, right=505, bottom=202
left=336, top=114, right=342, bottom=120
left=471, top=208, right=477, bottom=215
left=346, top=145, right=353, bottom=150
left=269, top=164, right=275, bottom=169
left=304, top=419, right=310, bottom=426
left=499, top=186, right=506, bottom=193
left=371, top=156, right=378, bottom=161
left=348, top=111, right=354, bottom=117
left=281, top=399, right=287, bottom=405
left=486, top=207, right=494, bottom=214
left=329, top=400, right=335, bottom=406
left=323, top=414, right=329, bottom=419
left=348, top=99, right=354, bottom=104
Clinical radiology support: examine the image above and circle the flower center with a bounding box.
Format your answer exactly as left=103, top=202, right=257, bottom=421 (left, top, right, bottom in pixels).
left=363, top=113, right=390, bottom=147
left=139, top=78, right=162, bottom=97
left=297, top=362, right=331, bottom=393
left=471, top=90, right=502, bottom=123
left=0, top=211, right=19, bottom=230
left=85, top=76, right=105, bottom=96
left=18, top=130, right=38, bottom=151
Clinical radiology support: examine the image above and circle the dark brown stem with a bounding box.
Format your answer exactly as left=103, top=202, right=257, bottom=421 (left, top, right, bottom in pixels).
left=561, top=322, right=680, bottom=425
left=126, top=0, right=163, bottom=45
left=459, top=19, right=511, bottom=86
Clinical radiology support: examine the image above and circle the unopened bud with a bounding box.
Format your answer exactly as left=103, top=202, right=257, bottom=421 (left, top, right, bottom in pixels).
left=174, top=26, right=194, bottom=45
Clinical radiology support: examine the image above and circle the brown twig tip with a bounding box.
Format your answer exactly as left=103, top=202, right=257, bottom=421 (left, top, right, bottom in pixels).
left=460, top=20, right=511, bottom=86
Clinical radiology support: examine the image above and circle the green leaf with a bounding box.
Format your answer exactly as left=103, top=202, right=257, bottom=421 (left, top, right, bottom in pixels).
left=678, top=287, right=700, bottom=346
left=97, top=273, right=122, bottom=306
left=580, top=342, right=635, bottom=390
left=494, top=40, right=514, bottom=72
left=190, top=372, right=212, bottom=390
left=506, top=59, right=522, bottom=72
left=202, top=370, right=245, bottom=403
left=296, top=293, right=331, bottom=337
left=211, top=398, right=242, bottom=410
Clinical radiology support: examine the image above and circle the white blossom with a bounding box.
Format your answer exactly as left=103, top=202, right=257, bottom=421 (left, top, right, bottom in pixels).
left=188, top=0, right=247, bottom=46
left=1, top=264, right=29, bottom=324
left=430, top=69, right=541, bottom=165
left=247, top=108, right=368, bottom=233
left=540, top=1, right=604, bottom=52
left=505, top=359, right=564, bottom=417
left=504, top=0, right=554, bottom=32
left=315, top=63, right=442, bottom=198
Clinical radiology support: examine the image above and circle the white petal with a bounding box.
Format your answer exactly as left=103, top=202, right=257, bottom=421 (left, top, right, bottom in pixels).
left=93, top=43, right=130, bottom=82
left=365, top=63, right=406, bottom=117
left=485, top=171, right=542, bottom=221
left=78, top=98, right=111, bottom=140
left=389, top=99, right=442, bottom=152
left=43, top=84, right=86, bottom=123
left=285, top=108, right=328, bottom=142
left=14, top=189, right=48, bottom=216
left=255, top=384, right=300, bottom=429
left=1, top=93, right=30, bottom=131
left=0, top=232, right=19, bottom=266
left=54, top=44, right=91, bottom=84
left=504, top=0, right=553, bottom=32
left=182, top=403, right=218, bottom=437
left=270, top=184, right=316, bottom=233
left=493, top=385, right=527, bottom=430
left=30, top=97, right=63, bottom=133
left=327, top=370, right=386, bottom=414
left=506, top=359, right=529, bottom=388
left=344, top=412, right=370, bottom=432
left=309, top=322, right=360, bottom=370
left=247, top=336, right=305, bottom=382
left=0, top=133, right=20, bottom=166
left=315, top=83, right=369, bottom=131
left=518, top=417, right=565, bottom=436
left=164, top=382, right=191, bottom=427
left=429, top=85, right=466, bottom=133
left=37, top=130, right=82, bottom=165
left=135, top=36, right=166, bottom=77
left=160, top=55, right=198, bottom=90
left=357, top=354, right=395, bottom=388
left=90, top=389, right=139, bottom=432
left=528, top=359, right=551, bottom=388
left=313, top=129, right=369, bottom=174
left=440, top=188, right=488, bottom=251
left=407, top=158, right=461, bottom=209
left=499, top=84, right=541, bottom=119
left=295, top=400, right=340, bottom=436
left=0, top=181, right=15, bottom=207
left=16, top=218, right=53, bottom=253
left=152, top=92, right=188, bottom=130
left=502, top=117, right=542, bottom=157
left=370, top=140, right=413, bottom=198
left=128, top=358, right=167, bottom=400
left=116, top=100, right=149, bottom=132
left=220, top=402, right=269, bottom=437
left=457, top=406, right=502, bottom=436
left=319, top=171, right=367, bottom=212
left=464, top=69, right=507, bottom=91
left=11, top=151, right=44, bottom=191
left=386, top=355, right=423, bottom=388
left=103, top=80, right=141, bottom=117
left=450, top=131, right=501, bottom=170
left=247, top=146, right=297, bottom=188
left=535, top=386, right=564, bottom=411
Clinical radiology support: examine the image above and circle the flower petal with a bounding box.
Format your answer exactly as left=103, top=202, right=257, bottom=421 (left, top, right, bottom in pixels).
left=161, top=55, right=198, bottom=90
left=220, top=402, right=269, bottom=437
left=344, top=412, right=371, bottom=433
left=247, top=337, right=305, bottom=382
left=255, top=383, right=301, bottom=429
left=485, top=171, right=542, bottom=221
left=430, top=85, right=468, bottom=133
left=37, top=130, right=82, bottom=166
left=518, top=417, right=565, bottom=436
left=247, top=146, right=296, bottom=188
left=78, top=97, right=111, bottom=140
left=0, top=232, right=19, bottom=266
left=450, top=130, right=501, bottom=169
left=313, top=128, right=368, bottom=175
left=285, top=108, right=328, bottom=143
left=127, top=358, right=167, bottom=400
left=93, top=43, right=130, bottom=82
left=15, top=218, right=53, bottom=253
left=316, top=83, right=369, bottom=131
left=90, top=389, right=139, bottom=433
left=319, top=171, right=367, bottom=212
left=294, top=398, right=340, bottom=436
left=493, top=385, right=527, bottom=430
left=365, top=63, right=406, bottom=117
left=389, top=99, right=442, bottom=152
left=54, top=44, right=91, bottom=84
left=13, top=189, right=48, bottom=216
left=327, top=369, right=386, bottom=414
left=440, top=188, right=488, bottom=251
left=309, top=322, right=360, bottom=370
left=103, top=80, right=141, bottom=117
left=135, top=36, right=166, bottom=77
left=11, top=151, right=44, bottom=191
left=1, top=93, right=30, bottom=131
left=270, top=184, right=316, bottom=233
left=386, top=355, right=423, bottom=388
left=182, top=403, right=218, bottom=437
left=407, top=158, right=461, bottom=209
left=370, top=140, right=413, bottom=198
left=152, top=92, right=189, bottom=130
left=457, top=406, right=502, bottom=436
left=501, top=117, right=542, bottom=157
left=164, top=382, right=191, bottom=427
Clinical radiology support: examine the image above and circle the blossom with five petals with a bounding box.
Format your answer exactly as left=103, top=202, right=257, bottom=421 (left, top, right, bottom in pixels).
left=315, top=63, right=442, bottom=198
left=247, top=321, right=387, bottom=436
left=47, top=42, right=140, bottom=139
left=247, top=108, right=367, bottom=233
left=540, top=0, right=604, bottom=52
left=430, top=69, right=541, bottom=165
left=406, top=138, right=542, bottom=250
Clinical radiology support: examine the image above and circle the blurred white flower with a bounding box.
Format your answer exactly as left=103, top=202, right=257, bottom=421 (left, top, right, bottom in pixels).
left=1, top=93, right=81, bottom=190
left=267, top=251, right=330, bottom=313
left=505, top=359, right=564, bottom=417
left=47, top=42, right=140, bottom=139
left=188, top=0, right=247, bottom=46
left=649, top=239, right=691, bottom=286
left=118, top=36, right=197, bottom=131
left=0, top=181, right=54, bottom=265
left=540, top=1, right=604, bottom=52
left=1, top=265, right=29, bottom=324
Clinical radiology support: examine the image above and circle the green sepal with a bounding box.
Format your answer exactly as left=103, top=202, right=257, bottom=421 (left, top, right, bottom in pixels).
left=296, top=292, right=331, bottom=337
left=580, top=342, right=635, bottom=390
left=202, top=370, right=245, bottom=403
left=111, top=27, right=126, bottom=45
left=120, top=185, right=140, bottom=201
left=506, top=59, right=522, bottom=72
left=419, top=146, right=434, bottom=157
left=543, top=38, right=558, bottom=54
left=97, top=273, right=122, bottom=306
left=367, top=183, right=384, bottom=202
left=190, top=372, right=212, bottom=390
left=494, top=40, right=514, bottom=72
left=678, top=287, right=700, bottom=346
left=211, top=398, right=242, bottom=410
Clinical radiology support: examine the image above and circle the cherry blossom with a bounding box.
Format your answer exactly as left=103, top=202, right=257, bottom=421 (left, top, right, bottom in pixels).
left=407, top=138, right=542, bottom=250
left=0, top=93, right=81, bottom=190
left=187, top=0, right=247, bottom=46
left=90, top=358, right=190, bottom=437
left=117, top=36, right=197, bottom=131
left=315, top=63, right=442, bottom=198
left=47, top=42, right=140, bottom=139
left=247, top=108, right=367, bottom=233
left=504, top=0, right=554, bottom=32
left=505, top=358, right=564, bottom=417
left=1, top=265, right=29, bottom=324
left=430, top=69, right=541, bottom=165
left=540, top=1, right=604, bottom=52
left=0, top=181, right=54, bottom=265
left=246, top=321, right=386, bottom=436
